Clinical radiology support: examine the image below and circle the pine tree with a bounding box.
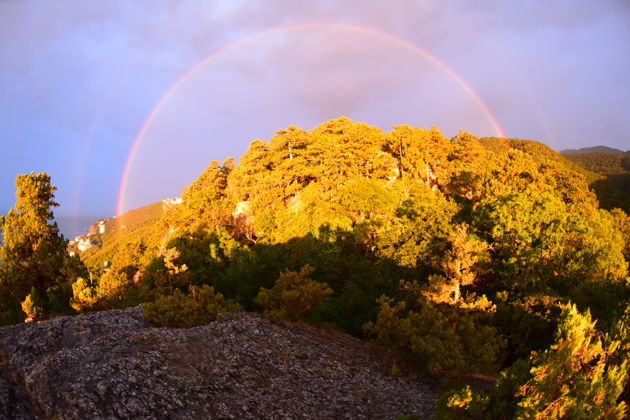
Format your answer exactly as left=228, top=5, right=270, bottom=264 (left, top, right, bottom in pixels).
left=0, top=173, right=70, bottom=323
left=516, top=304, right=628, bottom=419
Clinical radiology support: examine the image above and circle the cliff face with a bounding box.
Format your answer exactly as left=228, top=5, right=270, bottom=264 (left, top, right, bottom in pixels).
left=0, top=307, right=436, bottom=419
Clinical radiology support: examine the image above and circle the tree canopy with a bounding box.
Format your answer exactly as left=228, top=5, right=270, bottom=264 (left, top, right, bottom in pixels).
left=3, top=119, right=628, bottom=413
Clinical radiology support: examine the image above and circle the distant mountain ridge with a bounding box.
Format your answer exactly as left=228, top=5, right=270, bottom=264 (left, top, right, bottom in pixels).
left=560, top=146, right=630, bottom=213
left=561, top=145, right=629, bottom=155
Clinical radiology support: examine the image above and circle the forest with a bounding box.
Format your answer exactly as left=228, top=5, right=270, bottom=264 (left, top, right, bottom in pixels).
left=1, top=117, right=629, bottom=418
left=562, top=150, right=630, bottom=215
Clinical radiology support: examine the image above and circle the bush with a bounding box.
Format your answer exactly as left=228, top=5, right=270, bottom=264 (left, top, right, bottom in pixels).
left=70, top=277, right=99, bottom=311
left=436, top=385, right=489, bottom=420
left=364, top=295, right=503, bottom=376
left=20, top=287, right=45, bottom=321
left=142, top=285, right=241, bottom=328
left=255, top=265, right=333, bottom=322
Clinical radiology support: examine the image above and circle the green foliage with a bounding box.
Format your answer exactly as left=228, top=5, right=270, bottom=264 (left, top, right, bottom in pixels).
left=364, top=295, right=503, bottom=376
left=610, top=209, right=630, bottom=263
left=40, top=118, right=628, bottom=407
left=493, top=294, right=562, bottom=363
left=436, top=385, right=489, bottom=420
left=439, top=305, right=629, bottom=419
left=95, top=240, right=148, bottom=307
left=0, top=172, right=83, bottom=323
left=386, top=124, right=450, bottom=187
left=472, top=158, right=628, bottom=323
left=421, top=223, right=488, bottom=306
left=142, top=284, right=241, bottom=328
left=20, top=287, right=45, bottom=321
left=563, top=152, right=630, bottom=213
left=338, top=178, right=398, bottom=222
left=255, top=265, right=333, bottom=322
left=373, top=182, right=456, bottom=269
left=564, top=152, right=630, bottom=175
left=514, top=304, right=627, bottom=419
left=610, top=306, right=630, bottom=406
left=70, top=277, right=99, bottom=311
left=166, top=159, right=233, bottom=231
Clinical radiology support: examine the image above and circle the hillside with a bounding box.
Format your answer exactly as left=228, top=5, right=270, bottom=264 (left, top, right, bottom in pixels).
left=562, top=151, right=630, bottom=175
left=561, top=145, right=628, bottom=154
left=3, top=118, right=628, bottom=418
left=561, top=150, right=630, bottom=213
left=72, top=199, right=179, bottom=267
left=0, top=306, right=435, bottom=419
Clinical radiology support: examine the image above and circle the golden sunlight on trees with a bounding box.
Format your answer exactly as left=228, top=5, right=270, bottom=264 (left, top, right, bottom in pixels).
left=364, top=293, right=503, bottom=376
left=70, top=277, right=99, bottom=311
left=439, top=304, right=629, bottom=419
left=0, top=173, right=84, bottom=324
left=20, top=287, right=44, bottom=322
left=421, top=223, right=488, bottom=306
left=27, top=118, right=628, bottom=413
left=515, top=304, right=627, bottom=419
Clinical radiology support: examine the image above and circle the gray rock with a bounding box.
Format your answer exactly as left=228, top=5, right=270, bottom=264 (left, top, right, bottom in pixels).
left=0, top=306, right=436, bottom=419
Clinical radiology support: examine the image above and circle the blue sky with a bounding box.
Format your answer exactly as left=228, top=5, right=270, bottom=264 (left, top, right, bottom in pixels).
left=1, top=0, right=629, bottom=237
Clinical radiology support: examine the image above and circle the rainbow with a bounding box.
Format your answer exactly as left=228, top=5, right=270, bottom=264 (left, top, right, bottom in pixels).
left=117, top=22, right=506, bottom=217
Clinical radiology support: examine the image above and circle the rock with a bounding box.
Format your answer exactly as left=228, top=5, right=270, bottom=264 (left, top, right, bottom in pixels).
left=0, top=307, right=436, bottom=419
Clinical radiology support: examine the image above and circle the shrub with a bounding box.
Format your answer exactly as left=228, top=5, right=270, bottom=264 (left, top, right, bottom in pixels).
left=142, top=284, right=241, bottom=328
left=515, top=304, right=628, bottom=419
left=255, top=265, right=333, bottom=322
left=20, top=287, right=45, bottom=321
left=70, top=277, right=99, bottom=311
left=364, top=295, right=503, bottom=376
left=436, top=385, right=489, bottom=420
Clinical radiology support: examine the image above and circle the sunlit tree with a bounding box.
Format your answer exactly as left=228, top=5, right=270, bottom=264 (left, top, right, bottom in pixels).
left=0, top=173, right=72, bottom=323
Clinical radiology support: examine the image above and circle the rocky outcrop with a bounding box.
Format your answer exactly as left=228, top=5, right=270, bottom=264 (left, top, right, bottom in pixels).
left=162, top=197, right=183, bottom=211
left=232, top=200, right=254, bottom=227
left=0, top=307, right=436, bottom=419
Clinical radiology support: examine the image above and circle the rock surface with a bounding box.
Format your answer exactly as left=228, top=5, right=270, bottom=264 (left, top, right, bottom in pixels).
left=0, top=307, right=436, bottom=419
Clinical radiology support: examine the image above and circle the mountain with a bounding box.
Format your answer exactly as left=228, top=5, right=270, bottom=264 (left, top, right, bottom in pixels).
left=0, top=306, right=436, bottom=419
left=562, top=151, right=630, bottom=175
left=561, top=145, right=628, bottom=154
left=561, top=150, right=630, bottom=213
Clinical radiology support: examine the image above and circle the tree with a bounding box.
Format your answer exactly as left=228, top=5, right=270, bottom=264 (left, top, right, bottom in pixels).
left=387, top=125, right=450, bottom=187
left=515, top=304, right=627, bottom=419
left=421, top=223, right=488, bottom=306
left=96, top=240, right=147, bottom=307
left=439, top=304, right=629, bottom=419
left=142, top=284, right=242, bottom=328
left=365, top=294, right=503, bottom=376
left=0, top=173, right=71, bottom=323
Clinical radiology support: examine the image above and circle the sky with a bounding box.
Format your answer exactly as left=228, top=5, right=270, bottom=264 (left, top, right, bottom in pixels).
left=1, top=0, right=629, bottom=238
